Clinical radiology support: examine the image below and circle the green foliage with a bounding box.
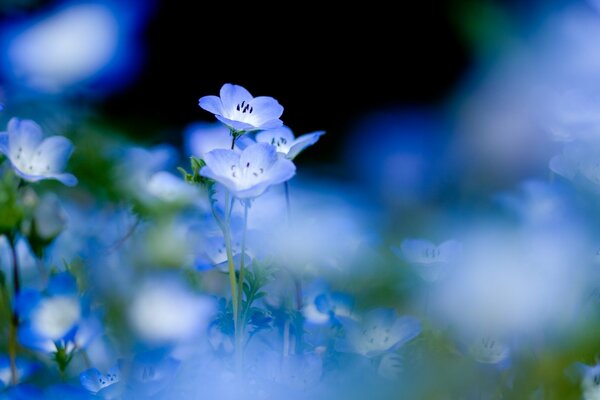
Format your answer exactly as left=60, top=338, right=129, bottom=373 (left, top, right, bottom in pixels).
left=0, top=171, right=24, bottom=233
left=179, top=156, right=211, bottom=186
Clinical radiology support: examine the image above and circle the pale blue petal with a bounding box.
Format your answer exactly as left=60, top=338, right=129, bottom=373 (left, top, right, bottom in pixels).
left=215, top=115, right=256, bottom=131
left=47, top=172, right=78, bottom=187
left=265, top=158, right=296, bottom=185
left=8, top=118, right=43, bottom=161
left=32, top=136, right=74, bottom=172
left=80, top=368, right=103, bottom=392
left=249, top=96, right=284, bottom=128
left=287, top=130, right=325, bottom=159
left=255, top=126, right=295, bottom=149
left=399, top=239, right=436, bottom=264
left=233, top=180, right=274, bottom=199
left=198, top=95, right=223, bottom=115
left=239, top=142, right=278, bottom=172
left=202, top=148, right=240, bottom=177
left=389, top=316, right=421, bottom=349
left=219, top=84, right=253, bottom=112
left=184, top=122, right=231, bottom=156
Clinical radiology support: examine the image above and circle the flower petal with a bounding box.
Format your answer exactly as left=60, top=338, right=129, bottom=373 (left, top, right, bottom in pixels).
left=255, top=126, right=295, bottom=152
left=219, top=84, right=253, bottom=113
left=287, top=130, right=325, bottom=159
left=265, top=158, right=296, bottom=185
left=249, top=96, right=284, bottom=128
left=215, top=115, right=256, bottom=132
left=239, top=142, right=278, bottom=172
left=198, top=95, right=223, bottom=115
left=31, top=136, right=74, bottom=173
left=8, top=118, right=43, bottom=162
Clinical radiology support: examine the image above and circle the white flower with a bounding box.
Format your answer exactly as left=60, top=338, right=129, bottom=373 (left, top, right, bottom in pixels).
left=0, top=118, right=77, bottom=186
left=393, top=238, right=462, bottom=282
left=128, top=278, right=215, bottom=343
left=200, top=142, right=295, bottom=199
left=337, top=308, right=421, bottom=358
left=199, top=84, right=284, bottom=132
left=31, top=296, right=81, bottom=341
left=255, top=126, right=325, bottom=159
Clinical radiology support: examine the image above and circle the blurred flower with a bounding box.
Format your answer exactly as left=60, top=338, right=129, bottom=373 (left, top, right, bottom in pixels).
left=255, top=126, right=325, bottom=160
left=128, top=277, right=215, bottom=343
left=31, top=193, right=67, bottom=244
left=184, top=122, right=251, bottom=157
left=0, top=1, right=149, bottom=93
left=200, top=143, right=295, bottom=199
left=199, top=83, right=284, bottom=132
left=80, top=364, right=120, bottom=396
left=17, top=272, right=97, bottom=353
left=466, top=335, right=510, bottom=365
left=550, top=141, right=600, bottom=188
left=0, top=118, right=77, bottom=186
left=392, top=239, right=462, bottom=283
left=337, top=308, right=421, bottom=358
left=576, top=362, right=600, bottom=400
left=145, top=171, right=198, bottom=204
left=302, top=281, right=354, bottom=326
left=0, top=356, right=37, bottom=389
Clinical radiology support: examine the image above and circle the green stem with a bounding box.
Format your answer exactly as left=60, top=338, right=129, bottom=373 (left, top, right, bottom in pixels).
left=234, top=201, right=249, bottom=374
left=8, top=236, right=20, bottom=386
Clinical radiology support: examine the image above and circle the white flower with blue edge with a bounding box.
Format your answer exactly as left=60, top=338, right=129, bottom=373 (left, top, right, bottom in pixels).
left=0, top=118, right=77, bottom=186
left=337, top=308, right=421, bottom=358
left=0, top=355, right=37, bottom=389
left=80, top=364, right=120, bottom=395
left=392, top=238, right=462, bottom=282
left=200, top=142, right=296, bottom=199
left=256, top=126, right=325, bottom=160
left=199, top=84, right=284, bottom=132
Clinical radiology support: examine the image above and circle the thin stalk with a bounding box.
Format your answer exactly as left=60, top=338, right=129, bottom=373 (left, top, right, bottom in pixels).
left=234, top=201, right=249, bottom=374
left=284, top=181, right=292, bottom=224
left=8, top=236, right=20, bottom=385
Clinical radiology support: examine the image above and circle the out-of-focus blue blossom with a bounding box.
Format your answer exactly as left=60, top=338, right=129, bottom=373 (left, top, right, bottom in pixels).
left=572, top=362, right=600, bottom=400
left=392, top=239, right=462, bottom=283
left=0, top=118, right=76, bottom=186
left=184, top=122, right=251, bottom=157
left=0, top=236, right=39, bottom=289
left=345, top=110, right=449, bottom=204
left=0, top=356, right=37, bottom=389
left=32, top=193, right=67, bottom=242
left=145, top=171, right=199, bottom=205
left=255, top=126, right=325, bottom=160
left=550, top=141, right=600, bottom=189
left=0, top=384, right=43, bottom=400
left=303, top=281, right=354, bottom=326
left=200, top=143, right=296, bottom=199
left=126, top=351, right=180, bottom=398
left=337, top=308, right=421, bottom=358
left=17, top=272, right=97, bottom=353
left=44, top=383, right=94, bottom=400
left=0, top=0, right=150, bottom=93
left=466, top=335, right=511, bottom=366
left=127, top=276, right=216, bottom=344
left=199, top=84, right=284, bottom=132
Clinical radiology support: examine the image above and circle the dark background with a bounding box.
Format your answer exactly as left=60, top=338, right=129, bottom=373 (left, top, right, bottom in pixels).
left=1, top=0, right=555, bottom=163
left=104, top=2, right=472, bottom=162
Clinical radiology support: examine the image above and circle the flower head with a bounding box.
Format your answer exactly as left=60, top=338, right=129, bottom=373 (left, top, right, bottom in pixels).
left=0, top=118, right=77, bottom=186
left=199, top=84, right=284, bottom=132
left=256, top=126, right=325, bottom=159
left=337, top=308, right=421, bottom=358
left=200, top=142, right=295, bottom=199
left=392, top=238, right=462, bottom=282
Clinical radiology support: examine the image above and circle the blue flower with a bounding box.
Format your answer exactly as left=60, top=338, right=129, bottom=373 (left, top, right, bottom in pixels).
left=200, top=142, right=296, bottom=199
left=392, top=238, right=462, bottom=282
left=0, top=118, right=77, bottom=186
left=80, top=364, right=120, bottom=395
left=303, top=281, right=354, bottom=326
left=255, top=126, right=325, bottom=160
left=336, top=308, right=421, bottom=358
left=17, top=272, right=98, bottom=354
left=0, top=355, right=37, bottom=389
left=199, top=84, right=284, bottom=132
left=184, top=122, right=253, bottom=157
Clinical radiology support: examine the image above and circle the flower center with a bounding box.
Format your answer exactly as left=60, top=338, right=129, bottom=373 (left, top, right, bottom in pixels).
left=270, top=136, right=288, bottom=149
left=235, top=100, right=254, bottom=114
left=230, top=162, right=265, bottom=180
